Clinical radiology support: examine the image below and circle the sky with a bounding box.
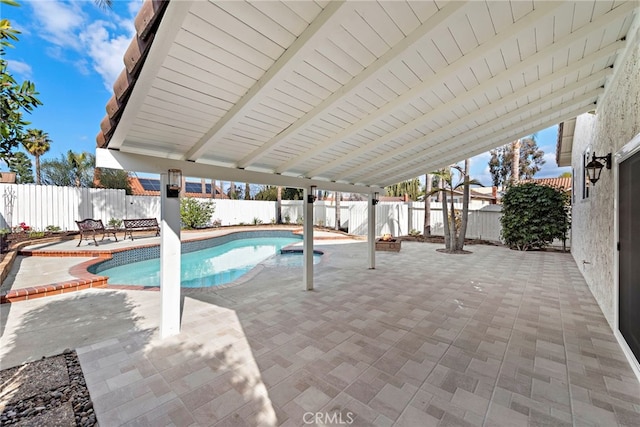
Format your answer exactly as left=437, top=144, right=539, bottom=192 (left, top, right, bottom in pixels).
left=4, top=0, right=570, bottom=188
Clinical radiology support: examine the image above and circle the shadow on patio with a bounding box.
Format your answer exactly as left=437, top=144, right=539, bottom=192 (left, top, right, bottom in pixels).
left=179, top=241, right=640, bottom=426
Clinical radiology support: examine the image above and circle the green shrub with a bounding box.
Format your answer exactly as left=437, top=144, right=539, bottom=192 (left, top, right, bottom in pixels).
left=253, top=217, right=263, bottom=225
left=45, top=225, right=61, bottom=232
left=180, top=197, right=215, bottom=229
left=284, top=214, right=291, bottom=224
left=409, top=229, right=421, bottom=236
left=107, top=218, right=122, bottom=228
left=500, top=183, right=570, bottom=251
left=28, top=231, right=45, bottom=239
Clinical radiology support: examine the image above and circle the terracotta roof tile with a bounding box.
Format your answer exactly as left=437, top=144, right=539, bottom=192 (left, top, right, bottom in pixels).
left=523, top=177, right=572, bottom=190
left=96, top=0, right=169, bottom=147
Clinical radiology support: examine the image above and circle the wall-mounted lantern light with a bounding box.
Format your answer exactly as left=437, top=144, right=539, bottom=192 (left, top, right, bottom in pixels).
left=167, top=169, right=182, bottom=198
left=585, top=153, right=612, bottom=185
left=308, top=185, right=317, bottom=203
left=372, top=192, right=379, bottom=205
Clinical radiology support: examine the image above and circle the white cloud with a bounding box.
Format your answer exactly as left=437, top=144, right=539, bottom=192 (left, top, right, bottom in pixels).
left=27, top=0, right=141, bottom=91
left=79, top=20, right=133, bottom=90
left=7, top=60, right=33, bottom=80
left=127, top=0, right=144, bottom=17
left=534, top=152, right=571, bottom=178
left=542, top=152, right=556, bottom=165
left=30, top=0, right=86, bottom=49
left=469, top=151, right=491, bottom=168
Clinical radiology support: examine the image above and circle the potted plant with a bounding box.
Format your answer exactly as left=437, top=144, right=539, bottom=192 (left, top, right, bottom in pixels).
left=376, top=233, right=401, bottom=252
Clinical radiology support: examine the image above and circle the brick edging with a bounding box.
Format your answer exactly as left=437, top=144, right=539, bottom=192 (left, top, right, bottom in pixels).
left=1, top=256, right=110, bottom=304
left=1, top=237, right=75, bottom=284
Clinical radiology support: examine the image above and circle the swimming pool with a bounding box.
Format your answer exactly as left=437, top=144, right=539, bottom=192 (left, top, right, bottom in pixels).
left=94, top=232, right=321, bottom=288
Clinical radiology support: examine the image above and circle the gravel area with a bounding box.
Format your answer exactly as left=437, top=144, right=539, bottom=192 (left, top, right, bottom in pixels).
left=0, top=350, right=95, bottom=426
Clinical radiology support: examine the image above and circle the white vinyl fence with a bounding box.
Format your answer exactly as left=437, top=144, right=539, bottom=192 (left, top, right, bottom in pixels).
left=347, top=201, right=503, bottom=241
left=0, top=184, right=568, bottom=247
left=0, top=184, right=126, bottom=231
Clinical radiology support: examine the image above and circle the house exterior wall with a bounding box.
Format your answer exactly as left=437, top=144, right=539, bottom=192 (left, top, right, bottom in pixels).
left=570, top=25, right=640, bottom=327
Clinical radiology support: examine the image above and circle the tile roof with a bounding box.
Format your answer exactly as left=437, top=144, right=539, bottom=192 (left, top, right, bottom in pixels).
left=97, top=0, right=169, bottom=148
left=523, top=177, right=572, bottom=190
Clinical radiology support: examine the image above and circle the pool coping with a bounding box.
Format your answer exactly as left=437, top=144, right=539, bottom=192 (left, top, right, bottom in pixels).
left=1, top=228, right=340, bottom=303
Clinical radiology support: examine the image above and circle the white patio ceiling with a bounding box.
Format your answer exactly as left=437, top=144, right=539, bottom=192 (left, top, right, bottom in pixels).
left=100, top=0, right=638, bottom=190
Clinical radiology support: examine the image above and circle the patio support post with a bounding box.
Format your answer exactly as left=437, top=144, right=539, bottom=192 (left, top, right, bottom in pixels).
left=160, top=173, right=181, bottom=338
left=303, top=187, right=314, bottom=290
left=368, top=193, right=376, bottom=269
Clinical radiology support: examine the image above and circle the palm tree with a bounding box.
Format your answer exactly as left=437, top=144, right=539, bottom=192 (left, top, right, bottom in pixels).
left=334, top=191, right=341, bottom=230
left=430, top=161, right=481, bottom=252
left=66, top=150, right=92, bottom=187
left=94, top=0, right=112, bottom=9
left=276, top=186, right=282, bottom=223
left=456, top=159, right=471, bottom=250
left=22, top=128, right=51, bottom=185
left=423, top=173, right=432, bottom=236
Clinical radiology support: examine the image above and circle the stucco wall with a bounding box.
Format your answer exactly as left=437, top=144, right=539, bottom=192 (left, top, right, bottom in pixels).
left=570, top=23, right=640, bottom=327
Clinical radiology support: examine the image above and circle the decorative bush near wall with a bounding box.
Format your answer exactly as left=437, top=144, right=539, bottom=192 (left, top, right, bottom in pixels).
left=180, top=197, right=216, bottom=229
left=501, top=183, right=570, bottom=251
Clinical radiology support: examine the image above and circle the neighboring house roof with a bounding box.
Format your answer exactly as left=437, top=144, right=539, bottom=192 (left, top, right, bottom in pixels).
left=450, top=188, right=497, bottom=201
left=94, top=0, right=636, bottom=193
left=420, top=188, right=497, bottom=202
left=128, top=177, right=228, bottom=198
left=523, top=177, right=572, bottom=191
left=0, top=172, right=16, bottom=183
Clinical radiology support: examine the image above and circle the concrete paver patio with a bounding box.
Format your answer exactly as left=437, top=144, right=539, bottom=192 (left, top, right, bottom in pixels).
left=1, top=240, right=639, bottom=426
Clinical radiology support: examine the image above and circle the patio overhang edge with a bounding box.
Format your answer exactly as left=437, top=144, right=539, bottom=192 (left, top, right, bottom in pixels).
left=96, top=148, right=385, bottom=195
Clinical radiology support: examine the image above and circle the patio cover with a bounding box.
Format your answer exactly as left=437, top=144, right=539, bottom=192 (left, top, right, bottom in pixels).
left=96, top=0, right=638, bottom=188
left=94, top=0, right=639, bottom=337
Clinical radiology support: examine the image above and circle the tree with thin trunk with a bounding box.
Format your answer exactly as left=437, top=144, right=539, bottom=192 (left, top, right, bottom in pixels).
left=40, top=151, right=94, bottom=187
left=66, top=150, right=92, bottom=187
left=430, top=161, right=481, bottom=252
left=510, top=138, right=521, bottom=186
left=229, top=181, right=236, bottom=199
left=21, top=128, right=50, bottom=185
left=276, top=186, right=282, bottom=223
left=439, top=169, right=452, bottom=250
left=423, top=173, right=432, bottom=236
left=244, top=182, right=251, bottom=200
left=489, top=134, right=544, bottom=191
left=456, top=159, right=471, bottom=250
left=334, top=191, right=341, bottom=230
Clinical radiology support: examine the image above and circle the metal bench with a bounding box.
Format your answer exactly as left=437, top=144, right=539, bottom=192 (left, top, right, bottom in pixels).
left=75, top=219, right=118, bottom=247
left=123, top=218, right=160, bottom=240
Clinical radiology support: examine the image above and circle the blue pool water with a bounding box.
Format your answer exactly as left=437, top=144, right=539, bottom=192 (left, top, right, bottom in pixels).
left=101, top=237, right=320, bottom=288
